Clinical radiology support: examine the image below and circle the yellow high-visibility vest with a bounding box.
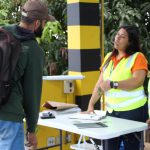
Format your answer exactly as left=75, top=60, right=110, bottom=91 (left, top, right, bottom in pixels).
left=103, top=52, right=147, bottom=112
left=148, top=79, right=150, bottom=115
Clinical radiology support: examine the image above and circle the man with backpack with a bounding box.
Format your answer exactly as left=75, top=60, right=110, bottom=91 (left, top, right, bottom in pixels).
left=0, top=0, right=54, bottom=150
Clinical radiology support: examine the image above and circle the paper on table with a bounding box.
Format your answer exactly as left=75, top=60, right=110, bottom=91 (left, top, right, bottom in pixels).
left=42, top=101, right=78, bottom=110
left=69, top=110, right=106, bottom=121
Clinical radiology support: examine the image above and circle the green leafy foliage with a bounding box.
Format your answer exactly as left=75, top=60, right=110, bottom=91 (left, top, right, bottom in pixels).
left=48, top=0, right=67, bottom=31
left=40, top=0, right=67, bottom=75
left=0, top=0, right=26, bottom=25
left=39, top=21, right=67, bottom=75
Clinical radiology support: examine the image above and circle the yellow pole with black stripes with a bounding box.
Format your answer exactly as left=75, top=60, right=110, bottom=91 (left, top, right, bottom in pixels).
left=67, top=0, right=103, bottom=111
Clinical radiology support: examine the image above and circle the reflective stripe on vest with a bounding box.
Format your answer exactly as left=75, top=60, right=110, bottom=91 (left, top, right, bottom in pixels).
left=105, top=90, right=145, bottom=98
left=125, top=53, right=136, bottom=68
left=106, top=94, right=145, bottom=109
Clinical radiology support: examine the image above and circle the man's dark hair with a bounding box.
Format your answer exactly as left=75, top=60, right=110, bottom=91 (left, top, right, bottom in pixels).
left=21, top=16, right=35, bottom=24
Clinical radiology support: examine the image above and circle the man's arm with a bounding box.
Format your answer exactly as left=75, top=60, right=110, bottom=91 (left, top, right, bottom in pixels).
left=22, top=43, right=44, bottom=133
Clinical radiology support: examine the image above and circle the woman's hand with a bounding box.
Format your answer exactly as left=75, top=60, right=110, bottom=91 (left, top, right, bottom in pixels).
left=81, top=105, right=95, bottom=114
left=81, top=102, right=95, bottom=114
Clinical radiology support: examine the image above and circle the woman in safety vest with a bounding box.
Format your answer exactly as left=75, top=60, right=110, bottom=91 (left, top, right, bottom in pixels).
left=87, top=25, right=149, bottom=150
left=146, top=67, right=150, bottom=128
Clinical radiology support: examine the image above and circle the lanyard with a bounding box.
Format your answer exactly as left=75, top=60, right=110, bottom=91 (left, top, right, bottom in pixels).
left=109, top=62, right=114, bottom=77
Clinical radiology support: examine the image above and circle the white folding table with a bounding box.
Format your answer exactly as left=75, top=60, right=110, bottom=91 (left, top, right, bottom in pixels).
left=37, top=113, right=148, bottom=150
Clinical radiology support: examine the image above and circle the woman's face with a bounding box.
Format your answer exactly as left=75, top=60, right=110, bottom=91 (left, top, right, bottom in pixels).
left=114, top=28, right=129, bottom=52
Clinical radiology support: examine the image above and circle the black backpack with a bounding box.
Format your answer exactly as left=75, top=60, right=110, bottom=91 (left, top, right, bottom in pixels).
left=0, top=28, right=21, bottom=106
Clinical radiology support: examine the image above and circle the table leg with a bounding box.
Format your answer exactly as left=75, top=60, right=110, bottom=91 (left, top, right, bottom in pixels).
left=140, top=131, right=144, bottom=150
left=59, top=130, right=62, bottom=150
left=102, top=140, right=108, bottom=150
left=134, top=131, right=144, bottom=150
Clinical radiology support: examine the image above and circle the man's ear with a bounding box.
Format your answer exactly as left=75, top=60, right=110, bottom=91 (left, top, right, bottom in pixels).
left=34, top=20, right=40, bottom=31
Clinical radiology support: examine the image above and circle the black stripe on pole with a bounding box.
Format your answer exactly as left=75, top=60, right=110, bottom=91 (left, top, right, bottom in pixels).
left=67, top=2, right=100, bottom=26
left=75, top=94, right=100, bottom=111
left=68, top=49, right=101, bottom=72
